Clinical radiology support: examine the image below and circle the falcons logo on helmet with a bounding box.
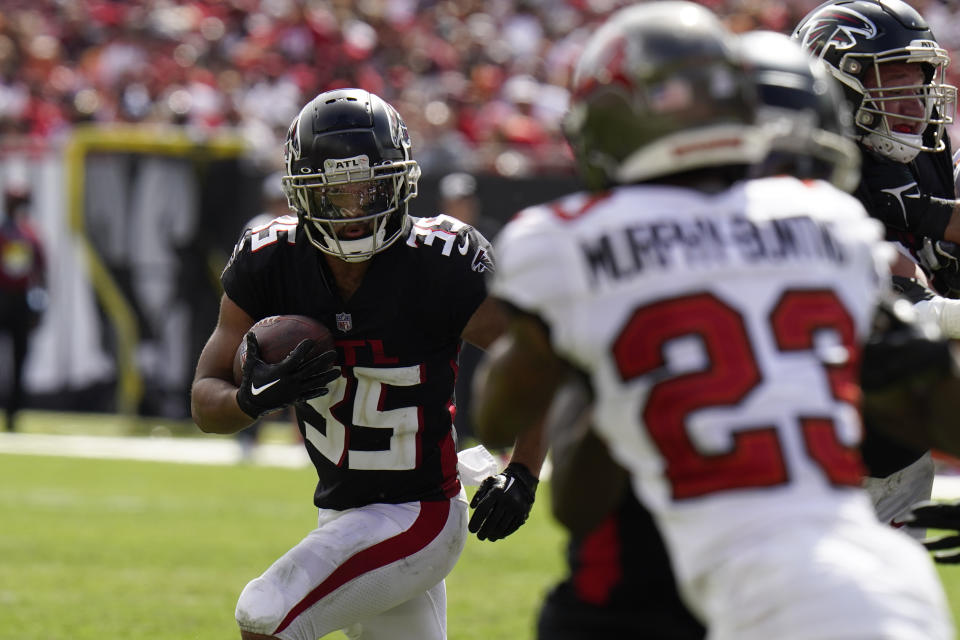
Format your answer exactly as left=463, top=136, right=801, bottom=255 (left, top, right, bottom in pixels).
left=799, top=6, right=877, bottom=57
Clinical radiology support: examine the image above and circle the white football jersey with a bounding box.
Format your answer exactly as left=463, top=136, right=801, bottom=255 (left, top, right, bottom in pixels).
left=492, top=176, right=951, bottom=639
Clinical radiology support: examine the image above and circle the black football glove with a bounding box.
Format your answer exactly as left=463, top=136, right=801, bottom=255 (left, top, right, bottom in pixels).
left=919, top=238, right=960, bottom=295
left=468, top=462, right=538, bottom=541
left=235, top=332, right=340, bottom=418
left=860, top=290, right=952, bottom=392
left=906, top=500, right=960, bottom=564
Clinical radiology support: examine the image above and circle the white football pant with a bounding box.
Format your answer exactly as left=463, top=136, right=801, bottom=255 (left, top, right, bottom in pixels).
left=236, top=490, right=468, bottom=640
left=693, top=501, right=952, bottom=640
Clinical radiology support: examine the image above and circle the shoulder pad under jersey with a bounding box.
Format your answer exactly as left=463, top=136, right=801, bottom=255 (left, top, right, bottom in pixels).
left=406, top=214, right=494, bottom=273
left=224, top=215, right=298, bottom=274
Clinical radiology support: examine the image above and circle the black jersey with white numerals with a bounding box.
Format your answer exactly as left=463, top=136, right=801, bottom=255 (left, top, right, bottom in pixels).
left=222, top=214, right=494, bottom=509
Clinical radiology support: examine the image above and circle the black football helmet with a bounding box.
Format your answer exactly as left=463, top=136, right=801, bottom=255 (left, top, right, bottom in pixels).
left=740, top=31, right=861, bottom=192
left=563, top=2, right=775, bottom=190
left=794, top=0, right=957, bottom=163
left=282, top=89, right=421, bottom=262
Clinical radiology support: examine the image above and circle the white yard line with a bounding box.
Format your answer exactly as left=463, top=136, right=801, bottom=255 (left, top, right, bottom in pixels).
left=0, top=432, right=309, bottom=468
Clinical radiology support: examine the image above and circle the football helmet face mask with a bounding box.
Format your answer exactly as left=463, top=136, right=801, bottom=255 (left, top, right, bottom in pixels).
left=283, top=89, right=421, bottom=262
left=740, top=31, right=861, bottom=192
left=794, top=0, right=957, bottom=163
left=563, top=2, right=770, bottom=190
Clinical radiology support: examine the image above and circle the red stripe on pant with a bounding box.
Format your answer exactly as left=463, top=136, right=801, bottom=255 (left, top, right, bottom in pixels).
left=273, top=500, right=451, bottom=634
left=573, top=514, right=622, bottom=606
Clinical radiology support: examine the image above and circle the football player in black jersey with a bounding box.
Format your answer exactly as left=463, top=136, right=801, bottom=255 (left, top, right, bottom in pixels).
left=794, top=0, right=960, bottom=542
left=537, top=377, right=705, bottom=640
left=795, top=0, right=960, bottom=256
left=190, top=88, right=546, bottom=640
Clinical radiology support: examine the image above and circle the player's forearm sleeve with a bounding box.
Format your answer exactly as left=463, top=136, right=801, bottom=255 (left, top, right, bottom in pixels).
left=917, top=198, right=956, bottom=239
left=855, top=157, right=955, bottom=239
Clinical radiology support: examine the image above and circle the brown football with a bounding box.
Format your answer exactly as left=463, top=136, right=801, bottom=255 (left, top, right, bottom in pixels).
left=233, top=315, right=335, bottom=385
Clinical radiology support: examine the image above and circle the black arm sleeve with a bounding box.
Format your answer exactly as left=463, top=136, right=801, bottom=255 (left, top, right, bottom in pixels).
left=923, top=197, right=958, bottom=238
left=855, top=155, right=954, bottom=239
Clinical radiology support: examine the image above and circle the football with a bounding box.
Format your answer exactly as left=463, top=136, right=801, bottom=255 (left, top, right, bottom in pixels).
left=233, top=315, right=335, bottom=385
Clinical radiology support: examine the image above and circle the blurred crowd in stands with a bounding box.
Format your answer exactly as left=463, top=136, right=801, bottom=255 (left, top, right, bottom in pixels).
left=2, top=0, right=960, bottom=176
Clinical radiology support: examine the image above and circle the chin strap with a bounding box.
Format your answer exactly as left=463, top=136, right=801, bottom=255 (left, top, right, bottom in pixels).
left=306, top=218, right=386, bottom=262
left=861, top=131, right=923, bottom=163
left=327, top=234, right=380, bottom=262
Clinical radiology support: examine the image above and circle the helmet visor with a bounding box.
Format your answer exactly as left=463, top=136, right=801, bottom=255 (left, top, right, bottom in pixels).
left=309, top=179, right=395, bottom=222
left=283, top=159, right=420, bottom=261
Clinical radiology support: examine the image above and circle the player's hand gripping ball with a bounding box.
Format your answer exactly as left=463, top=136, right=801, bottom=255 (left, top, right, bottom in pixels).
left=234, top=315, right=340, bottom=418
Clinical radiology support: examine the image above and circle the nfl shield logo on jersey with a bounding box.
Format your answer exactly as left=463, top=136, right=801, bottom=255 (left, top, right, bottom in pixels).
left=336, top=312, right=353, bottom=332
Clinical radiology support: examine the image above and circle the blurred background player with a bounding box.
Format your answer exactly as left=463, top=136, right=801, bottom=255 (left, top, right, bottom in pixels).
left=794, top=0, right=960, bottom=538
left=537, top=26, right=858, bottom=640
left=472, top=3, right=952, bottom=638
left=536, top=25, right=942, bottom=640
left=191, top=88, right=545, bottom=640
left=246, top=170, right=292, bottom=233
left=437, top=172, right=502, bottom=246
left=0, top=182, right=46, bottom=432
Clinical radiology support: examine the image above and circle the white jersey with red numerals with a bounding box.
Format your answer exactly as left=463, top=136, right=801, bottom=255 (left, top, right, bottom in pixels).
left=492, top=176, right=952, bottom=640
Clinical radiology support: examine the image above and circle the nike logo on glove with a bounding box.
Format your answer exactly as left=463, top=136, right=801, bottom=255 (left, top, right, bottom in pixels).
left=251, top=379, right=280, bottom=395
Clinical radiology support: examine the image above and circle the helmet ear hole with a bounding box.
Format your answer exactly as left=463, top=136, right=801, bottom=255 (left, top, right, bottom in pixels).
left=841, top=59, right=862, bottom=75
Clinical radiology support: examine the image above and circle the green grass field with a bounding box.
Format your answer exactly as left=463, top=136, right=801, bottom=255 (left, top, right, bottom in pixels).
left=0, top=453, right=565, bottom=640
left=3, top=430, right=960, bottom=639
